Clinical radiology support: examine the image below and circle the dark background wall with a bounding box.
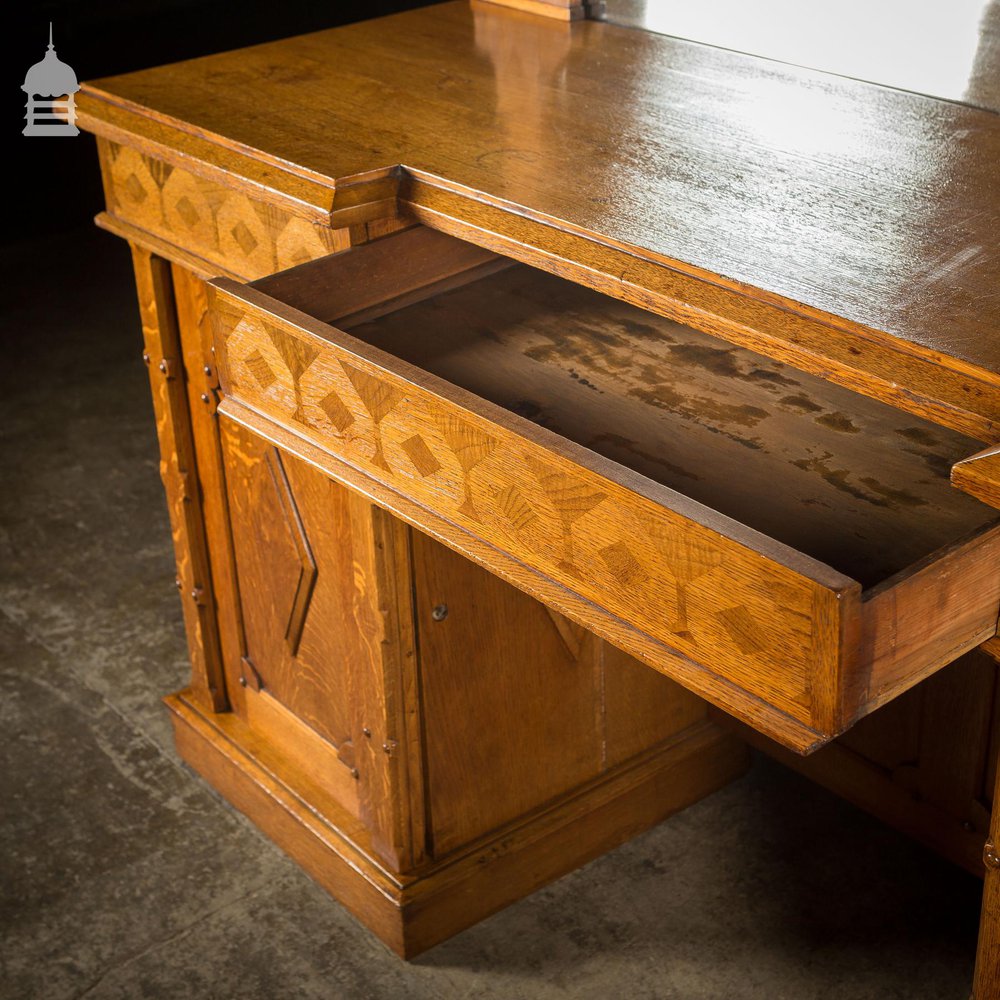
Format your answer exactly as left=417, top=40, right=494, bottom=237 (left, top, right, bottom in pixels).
left=6, top=1, right=430, bottom=244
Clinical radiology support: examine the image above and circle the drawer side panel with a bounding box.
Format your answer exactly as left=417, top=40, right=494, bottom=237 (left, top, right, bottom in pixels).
left=854, top=526, right=1000, bottom=720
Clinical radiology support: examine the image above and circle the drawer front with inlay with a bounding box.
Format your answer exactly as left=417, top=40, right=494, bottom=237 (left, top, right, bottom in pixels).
left=209, top=226, right=1000, bottom=753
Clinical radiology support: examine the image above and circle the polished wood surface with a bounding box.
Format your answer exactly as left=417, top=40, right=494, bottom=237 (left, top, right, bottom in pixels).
left=221, top=392, right=818, bottom=748
left=81, top=3, right=1000, bottom=987
left=956, top=445, right=1000, bottom=511
left=219, top=416, right=429, bottom=871
left=169, top=265, right=250, bottom=724
left=221, top=424, right=360, bottom=774
left=399, top=181, right=1000, bottom=442
left=479, top=0, right=590, bottom=20
left=79, top=1, right=1000, bottom=417
left=601, top=0, right=1000, bottom=112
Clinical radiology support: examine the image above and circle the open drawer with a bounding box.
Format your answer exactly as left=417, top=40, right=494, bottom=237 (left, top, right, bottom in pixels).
left=209, top=226, right=1000, bottom=753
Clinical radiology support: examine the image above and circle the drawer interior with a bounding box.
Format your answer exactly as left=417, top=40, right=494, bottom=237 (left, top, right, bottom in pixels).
left=257, top=245, right=999, bottom=592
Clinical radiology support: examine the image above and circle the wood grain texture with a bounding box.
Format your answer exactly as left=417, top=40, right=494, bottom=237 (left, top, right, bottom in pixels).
left=210, top=234, right=1000, bottom=746
left=413, top=528, right=604, bottom=856
left=265, top=226, right=499, bottom=329
left=167, top=687, right=411, bottom=952
left=211, top=277, right=852, bottom=732
left=130, top=246, right=226, bottom=713
left=100, top=140, right=352, bottom=281
left=89, top=101, right=345, bottom=223
left=474, top=0, right=589, bottom=20
left=79, top=2, right=1000, bottom=413
left=168, top=685, right=745, bottom=957
left=400, top=180, right=1000, bottom=441
left=220, top=421, right=356, bottom=756
left=741, top=648, right=1000, bottom=877
left=350, top=261, right=998, bottom=588
left=412, top=530, right=706, bottom=856
left=600, top=0, right=1000, bottom=112
left=955, top=445, right=1000, bottom=511
left=221, top=395, right=828, bottom=750
left=602, top=641, right=708, bottom=769
left=346, top=493, right=427, bottom=872
left=170, top=265, right=248, bottom=718
left=914, top=651, right=996, bottom=824
left=398, top=723, right=745, bottom=956
left=97, top=211, right=245, bottom=282
left=856, top=528, right=1000, bottom=719
left=732, top=712, right=990, bottom=877
left=241, top=685, right=361, bottom=818
left=220, top=418, right=426, bottom=869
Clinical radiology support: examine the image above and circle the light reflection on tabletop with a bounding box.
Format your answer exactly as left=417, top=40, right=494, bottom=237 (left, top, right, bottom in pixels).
left=600, top=0, right=1000, bottom=111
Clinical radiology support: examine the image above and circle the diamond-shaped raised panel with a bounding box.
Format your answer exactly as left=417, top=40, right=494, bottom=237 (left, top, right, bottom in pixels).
left=265, top=449, right=317, bottom=656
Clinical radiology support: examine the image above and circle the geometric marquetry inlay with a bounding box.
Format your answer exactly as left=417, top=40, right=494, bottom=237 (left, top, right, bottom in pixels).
left=441, top=416, right=497, bottom=522
left=401, top=434, right=441, bottom=478
left=245, top=349, right=278, bottom=390
left=214, top=289, right=835, bottom=728
left=343, top=362, right=403, bottom=472
left=231, top=220, right=259, bottom=257
left=599, top=541, right=648, bottom=588
left=98, top=140, right=352, bottom=280
left=320, top=389, right=355, bottom=433
left=174, top=195, right=200, bottom=228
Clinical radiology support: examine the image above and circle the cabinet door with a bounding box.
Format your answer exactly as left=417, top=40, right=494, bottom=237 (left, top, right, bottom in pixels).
left=412, top=530, right=706, bottom=857
left=219, top=418, right=425, bottom=869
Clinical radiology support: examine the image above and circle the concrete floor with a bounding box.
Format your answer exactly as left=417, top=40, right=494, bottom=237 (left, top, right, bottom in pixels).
left=0, top=226, right=985, bottom=999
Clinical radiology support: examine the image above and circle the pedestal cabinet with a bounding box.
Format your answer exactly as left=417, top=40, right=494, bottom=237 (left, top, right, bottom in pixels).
left=78, top=1, right=1000, bottom=991
left=122, top=196, right=746, bottom=957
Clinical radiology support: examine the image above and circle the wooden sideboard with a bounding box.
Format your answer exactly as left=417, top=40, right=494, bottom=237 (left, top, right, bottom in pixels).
left=79, top=1, right=1000, bottom=992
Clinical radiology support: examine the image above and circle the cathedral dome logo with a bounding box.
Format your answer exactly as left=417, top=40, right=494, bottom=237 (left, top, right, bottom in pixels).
left=22, top=25, right=80, bottom=136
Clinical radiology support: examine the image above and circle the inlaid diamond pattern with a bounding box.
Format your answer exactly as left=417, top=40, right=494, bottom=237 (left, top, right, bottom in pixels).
left=231, top=220, right=259, bottom=256
left=599, top=541, right=648, bottom=587
left=174, top=196, right=200, bottom=227
left=244, top=349, right=277, bottom=390
left=320, top=389, right=354, bottom=432
left=401, top=434, right=441, bottom=477
left=124, top=172, right=148, bottom=204
left=103, top=141, right=352, bottom=280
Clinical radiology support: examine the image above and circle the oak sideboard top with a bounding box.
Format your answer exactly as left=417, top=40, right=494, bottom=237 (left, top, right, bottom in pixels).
left=78, top=0, right=1000, bottom=438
